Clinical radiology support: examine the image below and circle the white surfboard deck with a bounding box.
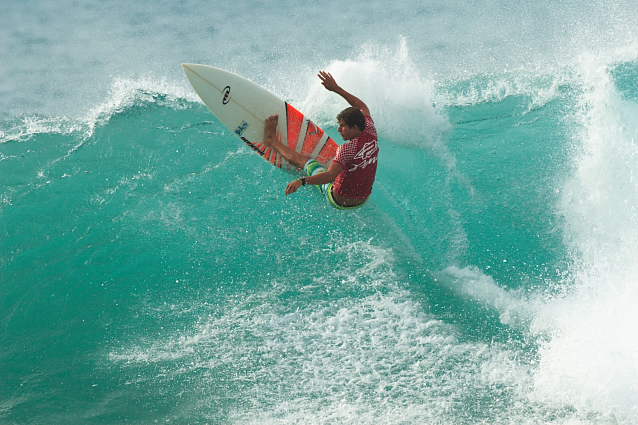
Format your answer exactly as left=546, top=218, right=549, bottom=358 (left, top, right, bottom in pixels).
left=182, top=64, right=338, bottom=170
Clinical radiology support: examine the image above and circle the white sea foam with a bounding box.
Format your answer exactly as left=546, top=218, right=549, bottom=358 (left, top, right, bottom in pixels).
left=82, top=75, right=197, bottom=138
left=109, top=239, right=539, bottom=424
left=530, top=49, right=638, bottom=422
left=436, top=49, right=638, bottom=423
left=438, top=265, right=537, bottom=330
left=439, top=69, right=572, bottom=112
left=112, top=287, right=533, bottom=424
left=299, top=37, right=450, bottom=152
left=1, top=75, right=197, bottom=145
left=0, top=115, right=85, bottom=144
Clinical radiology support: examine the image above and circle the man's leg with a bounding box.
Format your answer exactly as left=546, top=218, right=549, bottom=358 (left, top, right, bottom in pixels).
left=303, top=160, right=332, bottom=196
left=263, top=115, right=310, bottom=169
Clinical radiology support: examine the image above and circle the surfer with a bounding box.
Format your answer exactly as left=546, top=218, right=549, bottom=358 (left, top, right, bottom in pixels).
left=263, top=71, right=379, bottom=209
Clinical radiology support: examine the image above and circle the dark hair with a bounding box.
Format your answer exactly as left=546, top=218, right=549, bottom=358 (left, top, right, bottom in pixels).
left=337, top=107, right=366, bottom=131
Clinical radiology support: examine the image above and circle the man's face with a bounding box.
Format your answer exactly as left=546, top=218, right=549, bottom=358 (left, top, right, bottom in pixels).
left=337, top=119, right=358, bottom=140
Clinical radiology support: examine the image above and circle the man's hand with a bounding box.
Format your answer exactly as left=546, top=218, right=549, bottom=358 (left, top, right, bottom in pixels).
left=285, top=179, right=303, bottom=195
left=318, top=71, right=340, bottom=92
left=263, top=115, right=278, bottom=146
left=318, top=70, right=370, bottom=116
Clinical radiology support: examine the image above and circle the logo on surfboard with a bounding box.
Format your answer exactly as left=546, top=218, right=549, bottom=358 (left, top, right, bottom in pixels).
left=234, top=120, right=249, bottom=136
left=222, top=86, right=231, bottom=104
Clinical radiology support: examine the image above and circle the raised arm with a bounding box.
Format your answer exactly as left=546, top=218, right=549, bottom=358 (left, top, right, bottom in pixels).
left=318, top=71, right=370, bottom=117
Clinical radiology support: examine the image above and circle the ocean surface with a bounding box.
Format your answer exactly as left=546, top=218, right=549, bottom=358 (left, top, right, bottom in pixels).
left=2, top=1, right=638, bottom=424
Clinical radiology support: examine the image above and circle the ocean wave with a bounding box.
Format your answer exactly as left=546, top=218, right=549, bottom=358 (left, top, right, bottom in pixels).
left=0, top=76, right=199, bottom=144
left=438, top=69, right=575, bottom=112
left=529, top=52, right=638, bottom=423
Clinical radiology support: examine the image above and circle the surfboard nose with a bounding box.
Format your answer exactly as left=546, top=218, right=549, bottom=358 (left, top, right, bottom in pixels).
left=181, top=64, right=197, bottom=88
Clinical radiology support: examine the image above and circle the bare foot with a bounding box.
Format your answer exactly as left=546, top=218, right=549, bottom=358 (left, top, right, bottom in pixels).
left=263, top=115, right=278, bottom=146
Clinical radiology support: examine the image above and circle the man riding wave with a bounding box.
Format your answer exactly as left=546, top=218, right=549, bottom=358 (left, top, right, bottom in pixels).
left=262, top=71, right=379, bottom=209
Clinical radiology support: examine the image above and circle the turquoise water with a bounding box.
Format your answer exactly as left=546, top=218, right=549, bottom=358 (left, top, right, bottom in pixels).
left=2, top=1, right=638, bottom=424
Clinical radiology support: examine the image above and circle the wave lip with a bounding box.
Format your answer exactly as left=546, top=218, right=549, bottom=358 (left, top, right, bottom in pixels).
left=0, top=76, right=197, bottom=145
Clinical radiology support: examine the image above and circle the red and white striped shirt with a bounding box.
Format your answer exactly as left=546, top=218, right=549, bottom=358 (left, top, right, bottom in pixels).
left=333, top=115, right=379, bottom=199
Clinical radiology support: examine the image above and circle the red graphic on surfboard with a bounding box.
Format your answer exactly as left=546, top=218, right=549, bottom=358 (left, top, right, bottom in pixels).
left=256, top=103, right=338, bottom=169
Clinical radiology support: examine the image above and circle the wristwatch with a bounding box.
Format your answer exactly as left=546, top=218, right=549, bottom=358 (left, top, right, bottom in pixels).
left=299, top=177, right=307, bottom=186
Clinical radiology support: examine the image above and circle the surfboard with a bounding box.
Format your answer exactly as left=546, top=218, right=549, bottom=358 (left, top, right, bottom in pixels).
left=181, top=64, right=338, bottom=170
